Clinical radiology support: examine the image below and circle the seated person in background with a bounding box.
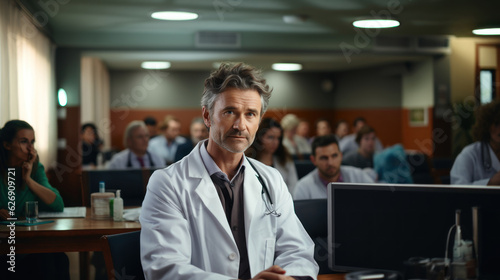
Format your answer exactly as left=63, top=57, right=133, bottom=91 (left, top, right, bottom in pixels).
left=107, top=121, right=165, bottom=169
left=148, top=115, right=187, bottom=165
left=246, top=118, right=299, bottom=194
left=0, top=120, right=68, bottom=280
left=143, top=116, right=159, bottom=139
left=451, top=100, right=500, bottom=185
left=281, top=113, right=312, bottom=160
left=296, top=118, right=311, bottom=142
left=334, top=119, right=349, bottom=141
left=315, top=118, right=332, bottom=138
left=342, top=125, right=376, bottom=169
left=294, top=134, right=374, bottom=200
left=339, top=117, right=383, bottom=155
left=140, top=62, right=318, bottom=279
left=80, top=122, right=102, bottom=169
left=174, top=117, right=209, bottom=162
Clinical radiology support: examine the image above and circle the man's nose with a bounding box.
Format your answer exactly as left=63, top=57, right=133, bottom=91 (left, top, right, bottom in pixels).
left=233, top=115, right=247, bottom=131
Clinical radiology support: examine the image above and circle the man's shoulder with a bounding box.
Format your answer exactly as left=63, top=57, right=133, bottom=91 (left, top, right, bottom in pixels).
left=108, top=149, right=129, bottom=168
left=341, top=165, right=374, bottom=182
left=296, top=169, right=318, bottom=186
left=460, top=141, right=482, bottom=155
left=149, top=136, right=164, bottom=146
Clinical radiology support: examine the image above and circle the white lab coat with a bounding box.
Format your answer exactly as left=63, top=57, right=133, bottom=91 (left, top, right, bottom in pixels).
left=140, top=141, right=318, bottom=280
left=450, top=141, right=500, bottom=185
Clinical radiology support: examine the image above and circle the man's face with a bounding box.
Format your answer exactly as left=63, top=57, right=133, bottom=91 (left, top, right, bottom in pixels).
left=310, top=143, right=342, bottom=181
left=316, top=121, right=331, bottom=136
left=354, top=121, right=366, bottom=133
left=190, top=122, right=208, bottom=143
left=359, top=132, right=376, bottom=155
left=336, top=122, right=349, bottom=138
left=164, top=120, right=181, bottom=141
left=203, top=88, right=261, bottom=154
left=146, top=124, right=157, bottom=137
left=128, top=126, right=150, bottom=154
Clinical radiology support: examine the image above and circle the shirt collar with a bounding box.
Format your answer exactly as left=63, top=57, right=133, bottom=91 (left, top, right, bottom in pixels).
left=318, top=169, right=343, bottom=187
left=200, top=140, right=246, bottom=183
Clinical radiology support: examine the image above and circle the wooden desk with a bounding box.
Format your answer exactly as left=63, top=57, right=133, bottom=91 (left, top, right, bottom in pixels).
left=318, top=274, right=345, bottom=280
left=0, top=208, right=140, bottom=280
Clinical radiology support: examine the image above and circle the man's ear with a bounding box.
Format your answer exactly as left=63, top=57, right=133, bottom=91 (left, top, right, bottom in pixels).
left=310, top=154, right=316, bottom=166
left=202, top=106, right=211, bottom=128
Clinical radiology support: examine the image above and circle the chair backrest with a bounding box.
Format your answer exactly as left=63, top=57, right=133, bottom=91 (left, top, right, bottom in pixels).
left=101, top=231, right=144, bottom=280
left=294, top=160, right=316, bottom=179
left=294, top=199, right=333, bottom=274
left=406, top=152, right=437, bottom=184
left=81, top=169, right=156, bottom=207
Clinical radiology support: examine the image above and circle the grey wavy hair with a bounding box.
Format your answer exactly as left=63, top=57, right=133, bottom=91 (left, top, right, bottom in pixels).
left=123, top=120, right=147, bottom=148
left=201, top=62, right=272, bottom=117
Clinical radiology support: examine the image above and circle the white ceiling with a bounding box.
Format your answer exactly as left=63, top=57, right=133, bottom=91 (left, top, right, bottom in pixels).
left=20, top=0, right=500, bottom=71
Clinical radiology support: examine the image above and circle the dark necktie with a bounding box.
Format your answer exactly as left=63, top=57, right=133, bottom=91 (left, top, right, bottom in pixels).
left=137, top=156, right=145, bottom=167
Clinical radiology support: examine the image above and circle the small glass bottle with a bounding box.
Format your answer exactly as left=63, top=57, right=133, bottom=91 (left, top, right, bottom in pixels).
left=113, top=190, right=124, bottom=221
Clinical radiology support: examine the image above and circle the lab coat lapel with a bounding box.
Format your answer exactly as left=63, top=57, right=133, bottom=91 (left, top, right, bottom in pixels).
left=189, top=143, right=234, bottom=240
left=243, top=157, right=263, bottom=241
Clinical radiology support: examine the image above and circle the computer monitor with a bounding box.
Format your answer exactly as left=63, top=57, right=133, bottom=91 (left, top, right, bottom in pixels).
left=327, top=183, right=500, bottom=279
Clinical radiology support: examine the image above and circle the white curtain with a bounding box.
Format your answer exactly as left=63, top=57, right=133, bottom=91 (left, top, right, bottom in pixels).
left=0, top=0, right=57, bottom=167
left=80, top=57, right=111, bottom=151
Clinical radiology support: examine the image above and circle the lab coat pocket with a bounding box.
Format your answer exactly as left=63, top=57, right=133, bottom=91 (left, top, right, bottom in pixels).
left=264, top=238, right=276, bottom=268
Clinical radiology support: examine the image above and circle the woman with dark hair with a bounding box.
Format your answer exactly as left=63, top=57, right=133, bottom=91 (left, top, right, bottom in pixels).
left=81, top=122, right=102, bottom=168
left=246, top=118, right=298, bottom=194
left=0, top=120, right=64, bottom=219
left=451, top=100, right=500, bottom=185
left=0, top=120, right=68, bottom=280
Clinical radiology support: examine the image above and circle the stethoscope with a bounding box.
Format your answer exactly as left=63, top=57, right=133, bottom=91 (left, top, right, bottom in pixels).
left=247, top=160, right=282, bottom=217
left=126, top=151, right=155, bottom=168
left=481, top=141, right=492, bottom=171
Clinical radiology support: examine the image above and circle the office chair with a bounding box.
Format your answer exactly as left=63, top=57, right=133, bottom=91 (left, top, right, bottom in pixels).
left=101, top=231, right=144, bottom=280
left=293, top=199, right=334, bottom=274
left=294, top=160, right=316, bottom=179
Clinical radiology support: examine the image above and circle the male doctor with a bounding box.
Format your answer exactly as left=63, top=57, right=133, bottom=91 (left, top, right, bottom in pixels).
left=140, top=63, right=319, bottom=280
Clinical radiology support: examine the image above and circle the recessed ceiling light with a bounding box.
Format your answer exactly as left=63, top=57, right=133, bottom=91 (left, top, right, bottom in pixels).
left=151, top=11, right=198, bottom=21
left=472, top=28, right=500, bottom=35
left=353, top=19, right=400, bottom=28
left=283, top=15, right=308, bottom=24
left=272, top=63, right=302, bottom=71
left=141, top=61, right=171, bottom=70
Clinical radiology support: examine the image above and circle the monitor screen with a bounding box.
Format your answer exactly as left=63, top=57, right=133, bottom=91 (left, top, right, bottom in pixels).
left=328, top=183, right=500, bottom=279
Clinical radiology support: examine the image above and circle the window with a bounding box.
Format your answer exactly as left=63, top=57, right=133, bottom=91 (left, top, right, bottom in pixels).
left=480, top=69, right=496, bottom=104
